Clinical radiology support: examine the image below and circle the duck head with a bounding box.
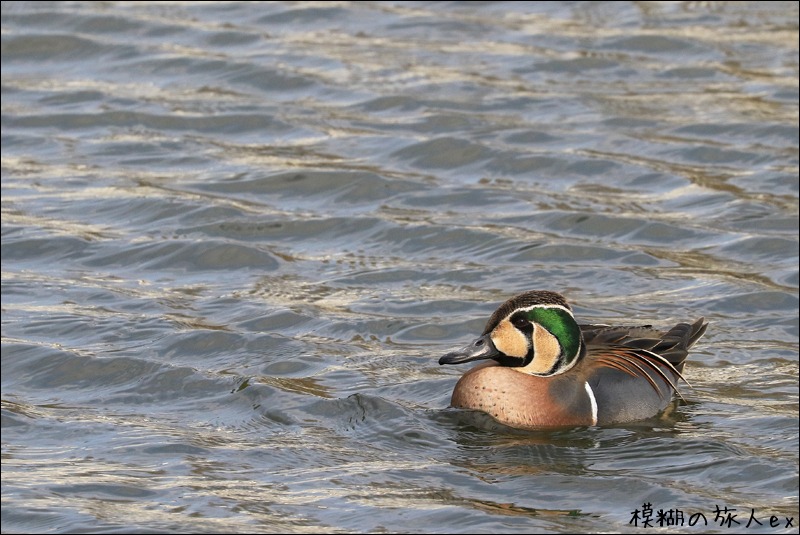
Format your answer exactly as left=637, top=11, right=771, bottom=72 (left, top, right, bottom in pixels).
left=439, top=290, right=585, bottom=376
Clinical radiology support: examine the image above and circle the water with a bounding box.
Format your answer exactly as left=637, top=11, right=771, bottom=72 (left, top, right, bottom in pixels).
left=2, top=1, right=798, bottom=533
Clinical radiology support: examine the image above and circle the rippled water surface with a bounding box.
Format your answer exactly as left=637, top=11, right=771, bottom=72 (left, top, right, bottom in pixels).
left=2, top=1, right=798, bottom=533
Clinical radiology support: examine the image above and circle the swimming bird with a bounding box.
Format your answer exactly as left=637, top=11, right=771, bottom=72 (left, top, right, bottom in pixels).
left=439, top=290, right=708, bottom=429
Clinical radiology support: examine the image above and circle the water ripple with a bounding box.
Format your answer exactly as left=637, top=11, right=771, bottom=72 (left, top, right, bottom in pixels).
left=2, top=1, right=797, bottom=533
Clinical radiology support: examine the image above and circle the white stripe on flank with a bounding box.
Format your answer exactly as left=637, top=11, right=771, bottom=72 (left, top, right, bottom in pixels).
left=584, top=381, right=598, bottom=426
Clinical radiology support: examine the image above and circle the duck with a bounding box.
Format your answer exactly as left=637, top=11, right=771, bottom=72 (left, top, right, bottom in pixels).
left=439, top=290, right=708, bottom=430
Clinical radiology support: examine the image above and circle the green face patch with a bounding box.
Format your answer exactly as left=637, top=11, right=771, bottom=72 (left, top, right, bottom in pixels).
left=525, top=306, right=582, bottom=369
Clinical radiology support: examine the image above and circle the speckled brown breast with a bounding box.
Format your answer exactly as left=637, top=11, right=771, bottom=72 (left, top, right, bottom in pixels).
left=449, top=362, right=595, bottom=429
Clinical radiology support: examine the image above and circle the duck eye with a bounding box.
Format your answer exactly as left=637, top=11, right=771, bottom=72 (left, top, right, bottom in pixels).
left=512, top=316, right=528, bottom=328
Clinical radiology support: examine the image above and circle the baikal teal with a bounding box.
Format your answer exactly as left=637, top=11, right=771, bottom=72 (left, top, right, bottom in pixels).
left=439, top=290, right=708, bottom=430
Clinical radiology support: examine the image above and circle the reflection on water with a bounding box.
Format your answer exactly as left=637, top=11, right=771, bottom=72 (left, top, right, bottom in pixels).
left=2, top=1, right=798, bottom=533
